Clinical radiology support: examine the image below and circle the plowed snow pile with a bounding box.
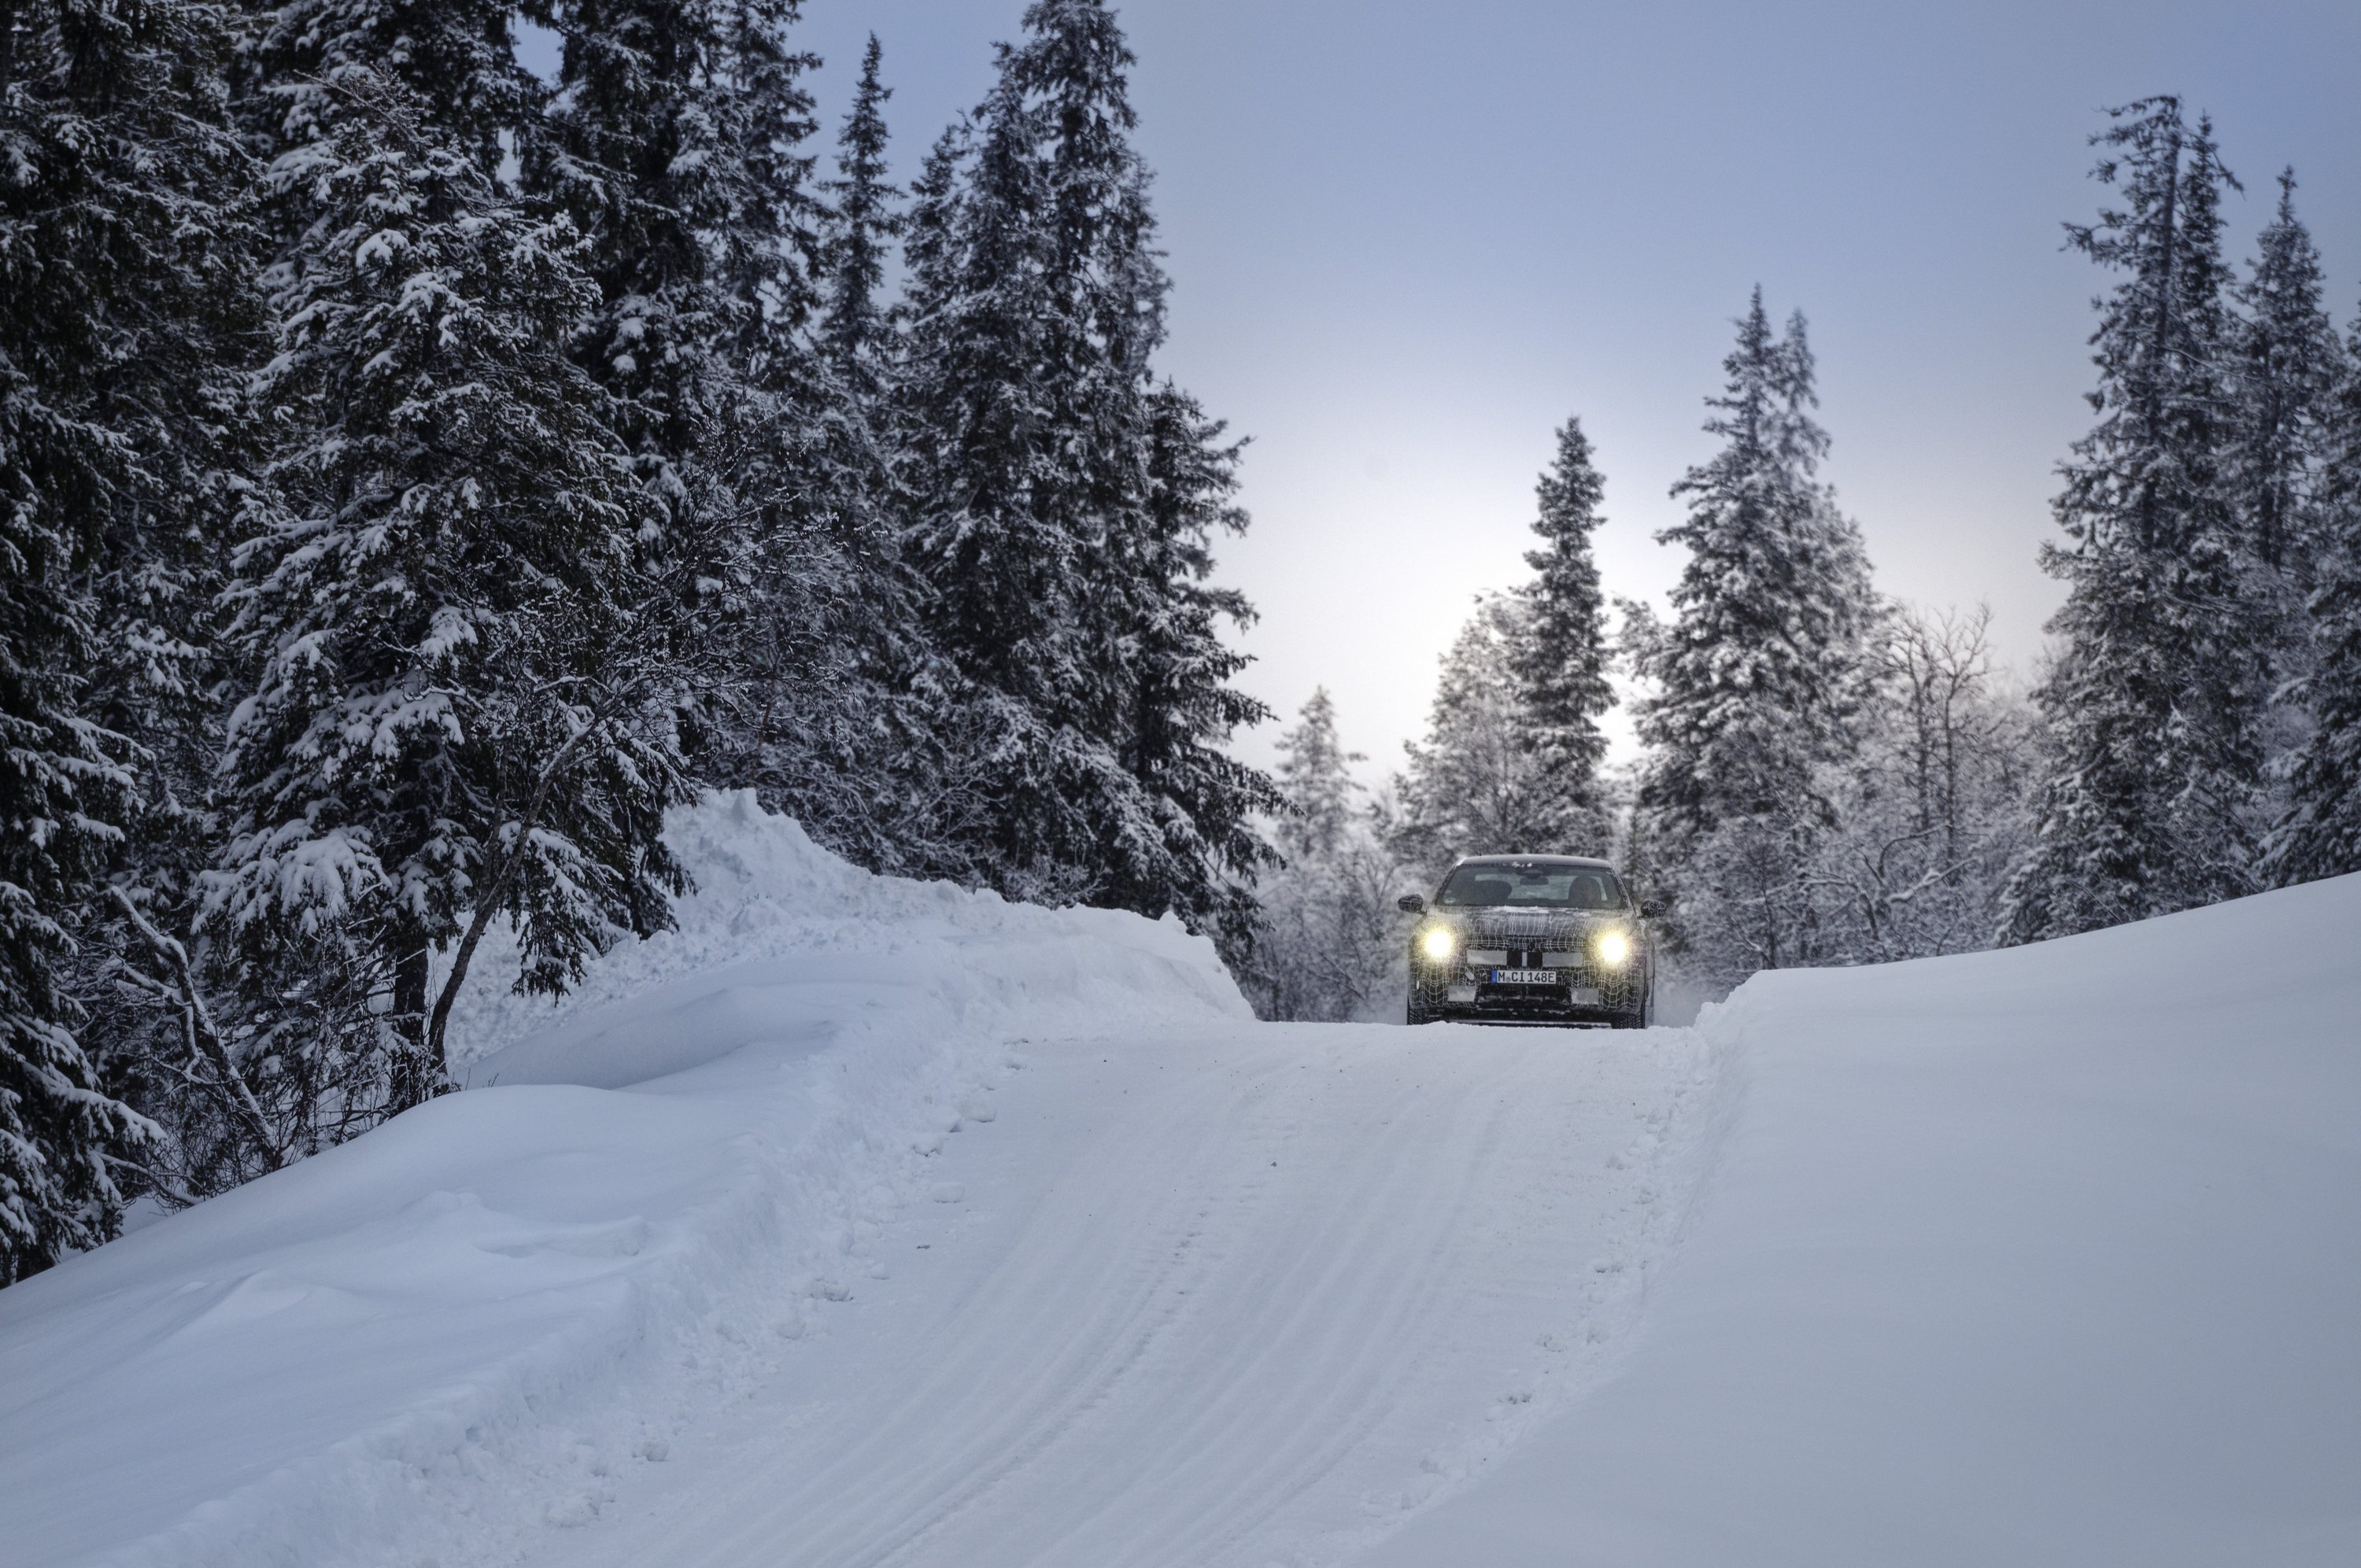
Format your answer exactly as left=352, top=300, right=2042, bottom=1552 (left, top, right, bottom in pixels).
left=1364, top=872, right=2361, bottom=1568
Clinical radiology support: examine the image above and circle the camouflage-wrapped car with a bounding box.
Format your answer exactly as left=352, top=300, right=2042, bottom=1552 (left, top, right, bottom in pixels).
left=1398, top=855, right=1655, bottom=1028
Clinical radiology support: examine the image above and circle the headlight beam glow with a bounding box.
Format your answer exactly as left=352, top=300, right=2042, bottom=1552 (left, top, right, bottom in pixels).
left=1596, top=930, right=1632, bottom=968
left=1420, top=927, right=1457, bottom=962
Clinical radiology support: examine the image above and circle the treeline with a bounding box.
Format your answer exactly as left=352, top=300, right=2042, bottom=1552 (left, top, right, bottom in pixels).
left=0, top=0, right=1278, bottom=1281
left=1255, top=98, right=2361, bottom=1020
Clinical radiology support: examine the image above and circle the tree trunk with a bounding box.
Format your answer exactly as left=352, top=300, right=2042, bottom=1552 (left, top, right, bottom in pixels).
left=389, top=941, right=435, bottom=1112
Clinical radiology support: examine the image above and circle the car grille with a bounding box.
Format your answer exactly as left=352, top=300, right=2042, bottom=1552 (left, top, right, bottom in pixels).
left=1411, top=961, right=1639, bottom=1013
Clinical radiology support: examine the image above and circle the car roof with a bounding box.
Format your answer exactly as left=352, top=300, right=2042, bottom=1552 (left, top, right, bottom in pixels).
left=1450, top=854, right=1618, bottom=872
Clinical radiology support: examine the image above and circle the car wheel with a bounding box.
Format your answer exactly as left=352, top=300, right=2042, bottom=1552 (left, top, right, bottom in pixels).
left=1407, top=996, right=1438, bottom=1026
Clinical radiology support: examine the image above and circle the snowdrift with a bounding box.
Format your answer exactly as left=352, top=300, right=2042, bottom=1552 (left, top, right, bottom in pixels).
left=0, top=793, right=1248, bottom=1568
left=1362, top=873, right=2361, bottom=1567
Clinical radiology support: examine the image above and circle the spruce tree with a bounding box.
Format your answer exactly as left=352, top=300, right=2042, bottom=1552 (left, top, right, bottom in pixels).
left=68, top=0, right=257, bottom=843
left=527, top=0, right=715, bottom=500
left=2, top=0, right=253, bottom=1275
left=898, top=0, right=1276, bottom=918
left=1628, top=290, right=1877, bottom=980
left=818, top=35, right=900, bottom=393
left=1512, top=417, right=1616, bottom=852
left=1251, top=691, right=1404, bottom=1024
left=2227, top=172, right=2342, bottom=851
left=527, top=0, right=945, bottom=893
left=898, top=13, right=1144, bottom=762
left=700, top=24, right=950, bottom=880
left=256, top=0, right=537, bottom=173
left=1107, top=380, right=1281, bottom=943
left=2270, top=299, right=2361, bottom=884
left=525, top=0, right=816, bottom=511
left=711, top=0, right=821, bottom=381
left=2003, top=100, right=2263, bottom=943
left=1273, top=688, right=1363, bottom=863
left=0, top=398, right=141, bottom=1278
left=215, top=50, right=691, bottom=1116
left=2228, top=171, right=2339, bottom=578
left=1399, top=596, right=1556, bottom=868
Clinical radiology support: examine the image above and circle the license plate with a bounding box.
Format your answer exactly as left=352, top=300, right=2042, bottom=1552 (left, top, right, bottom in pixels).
left=1491, top=968, right=1557, bottom=985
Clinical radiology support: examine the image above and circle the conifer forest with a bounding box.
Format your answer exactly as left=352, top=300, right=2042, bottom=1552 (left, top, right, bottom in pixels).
left=4, top=0, right=2359, bottom=1289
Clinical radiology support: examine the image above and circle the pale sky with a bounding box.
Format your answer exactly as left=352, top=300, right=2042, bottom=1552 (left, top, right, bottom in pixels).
left=763, top=2, right=2360, bottom=780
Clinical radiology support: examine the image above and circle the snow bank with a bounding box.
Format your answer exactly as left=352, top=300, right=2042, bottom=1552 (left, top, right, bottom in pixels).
left=0, top=792, right=1247, bottom=1568
left=1359, top=873, right=2361, bottom=1567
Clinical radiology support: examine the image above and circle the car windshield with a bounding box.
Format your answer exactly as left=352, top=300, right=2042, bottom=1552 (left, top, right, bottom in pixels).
left=1436, top=864, right=1627, bottom=910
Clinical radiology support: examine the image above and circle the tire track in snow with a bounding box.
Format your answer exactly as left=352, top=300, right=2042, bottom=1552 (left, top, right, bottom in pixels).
left=1085, top=1061, right=1528, bottom=1563
left=785, top=1061, right=1271, bottom=1566
left=519, top=1021, right=1711, bottom=1568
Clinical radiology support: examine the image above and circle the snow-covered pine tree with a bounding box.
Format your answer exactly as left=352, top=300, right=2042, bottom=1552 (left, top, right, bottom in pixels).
left=1398, top=595, right=1557, bottom=871
left=119, top=0, right=541, bottom=1190
left=1107, top=380, right=1281, bottom=946
left=526, top=0, right=942, bottom=901
left=819, top=35, right=900, bottom=396
left=2228, top=172, right=2340, bottom=578
left=2270, top=297, right=2361, bottom=885
left=898, top=0, right=1275, bottom=921
left=2, top=0, right=260, bottom=1275
left=213, top=50, right=693, bottom=1120
left=707, top=0, right=822, bottom=382
left=0, top=595, right=148, bottom=1278
left=820, top=117, right=1014, bottom=885
left=2002, top=100, right=2264, bottom=943
left=1511, top=417, right=1617, bottom=854
left=1246, top=691, right=1406, bottom=1023
left=521, top=0, right=826, bottom=651
left=256, top=0, right=537, bottom=173
left=0, top=374, right=139, bottom=1277
left=694, top=24, right=968, bottom=883
left=61, top=0, right=257, bottom=833
left=2226, top=171, right=2343, bottom=841
left=1626, top=290, right=1877, bottom=983
left=1274, top=688, right=1362, bottom=864
left=897, top=20, right=1140, bottom=902
left=527, top=0, right=734, bottom=507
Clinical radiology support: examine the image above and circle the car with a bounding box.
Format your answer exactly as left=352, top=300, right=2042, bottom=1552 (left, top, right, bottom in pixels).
left=1398, top=854, right=1657, bottom=1029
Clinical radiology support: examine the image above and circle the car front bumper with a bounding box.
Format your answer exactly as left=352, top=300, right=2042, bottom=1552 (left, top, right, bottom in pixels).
left=1411, top=965, right=1644, bottom=1022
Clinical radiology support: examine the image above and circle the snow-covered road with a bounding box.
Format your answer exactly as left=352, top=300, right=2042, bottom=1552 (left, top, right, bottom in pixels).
left=522, top=1020, right=1707, bottom=1568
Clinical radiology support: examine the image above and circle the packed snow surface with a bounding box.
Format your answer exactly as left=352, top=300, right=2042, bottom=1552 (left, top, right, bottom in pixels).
left=2, top=794, right=2354, bottom=1566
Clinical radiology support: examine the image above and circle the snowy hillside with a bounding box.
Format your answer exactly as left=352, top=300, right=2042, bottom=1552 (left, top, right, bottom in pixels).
left=2, top=794, right=2354, bottom=1567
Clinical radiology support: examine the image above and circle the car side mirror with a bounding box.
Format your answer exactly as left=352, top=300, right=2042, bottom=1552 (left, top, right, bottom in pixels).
left=1397, top=894, right=1426, bottom=915
left=1639, top=899, right=1667, bottom=920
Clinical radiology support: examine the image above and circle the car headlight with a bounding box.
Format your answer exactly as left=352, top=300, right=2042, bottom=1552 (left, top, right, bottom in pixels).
left=1421, top=927, right=1458, bottom=963
left=1595, top=929, right=1632, bottom=968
